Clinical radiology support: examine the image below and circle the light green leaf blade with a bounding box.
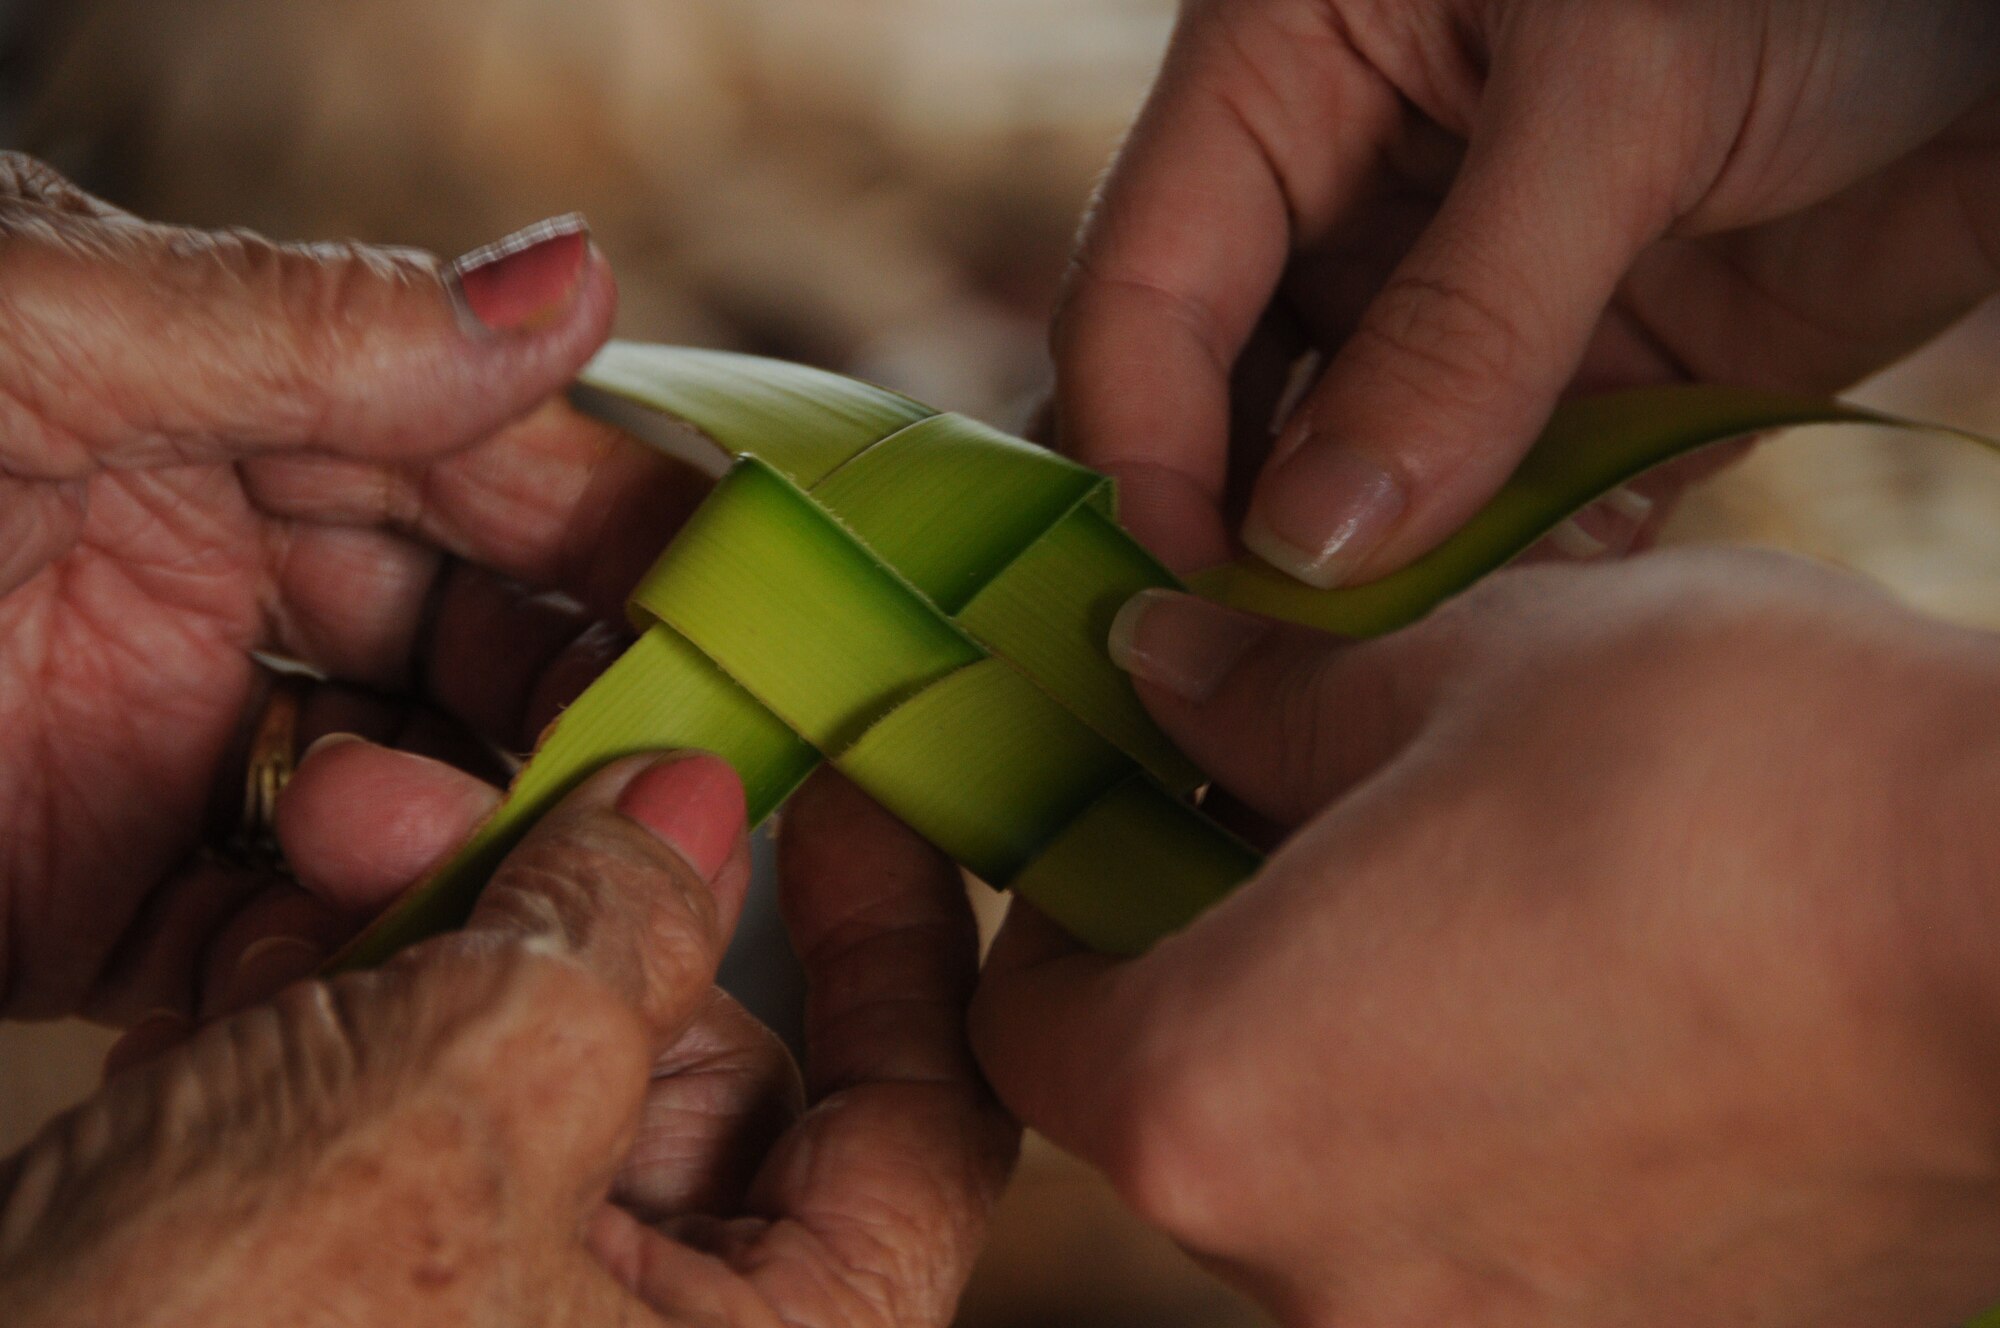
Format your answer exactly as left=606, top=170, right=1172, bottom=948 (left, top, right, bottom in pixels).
left=579, top=341, right=933, bottom=486
left=956, top=504, right=1200, bottom=793
left=809, top=411, right=1103, bottom=614
left=630, top=457, right=987, bottom=753
left=334, top=623, right=818, bottom=970
left=343, top=352, right=2000, bottom=980
left=838, top=657, right=1134, bottom=886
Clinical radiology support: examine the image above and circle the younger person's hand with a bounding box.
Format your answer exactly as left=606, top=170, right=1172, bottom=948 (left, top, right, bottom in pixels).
left=975, top=552, right=2000, bottom=1325
left=1057, top=0, right=2000, bottom=575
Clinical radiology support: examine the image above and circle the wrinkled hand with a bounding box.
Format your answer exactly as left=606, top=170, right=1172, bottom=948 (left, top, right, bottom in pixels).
left=0, top=154, right=719, bottom=1024
left=2, top=753, right=1015, bottom=1327
left=974, top=552, right=2000, bottom=1325
left=1058, top=0, right=2000, bottom=575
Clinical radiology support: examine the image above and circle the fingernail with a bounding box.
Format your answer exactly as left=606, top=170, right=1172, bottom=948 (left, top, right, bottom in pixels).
left=1547, top=516, right=1609, bottom=560
left=299, top=731, right=363, bottom=763
left=615, top=754, right=745, bottom=882
left=1603, top=484, right=1655, bottom=525
left=224, top=936, right=323, bottom=1009
left=448, top=213, right=591, bottom=335
left=1242, top=442, right=1406, bottom=588
left=1107, top=588, right=1268, bottom=703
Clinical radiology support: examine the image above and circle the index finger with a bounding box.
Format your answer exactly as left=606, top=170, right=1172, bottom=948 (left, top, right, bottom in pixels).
left=718, top=771, right=1016, bottom=1327
left=241, top=395, right=709, bottom=626
left=1054, top=3, right=1396, bottom=571
left=238, top=399, right=711, bottom=739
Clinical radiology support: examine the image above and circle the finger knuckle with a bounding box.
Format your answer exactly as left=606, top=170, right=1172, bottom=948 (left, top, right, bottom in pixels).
left=282, top=239, right=435, bottom=348
left=368, top=938, right=650, bottom=1115
left=467, top=936, right=644, bottom=1055
left=174, top=232, right=435, bottom=438
left=488, top=809, right=721, bottom=1000
left=265, top=241, right=395, bottom=417
left=1094, top=1025, right=1233, bottom=1244
left=1262, top=645, right=1359, bottom=815
left=264, top=976, right=539, bottom=1275
left=1348, top=271, right=1528, bottom=418
left=511, top=810, right=711, bottom=921
left=150, top=228, right=332, bottom=435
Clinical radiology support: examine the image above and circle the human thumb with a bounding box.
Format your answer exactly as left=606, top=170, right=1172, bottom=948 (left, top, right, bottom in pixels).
left=1107, top=589, right=1439, bottom=827
left=1239, top=100, right=1670, bottom=588
left=0, top=159, right=615, bottom=475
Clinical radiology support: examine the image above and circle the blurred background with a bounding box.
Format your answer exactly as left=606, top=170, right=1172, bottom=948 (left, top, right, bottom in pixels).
left=0, top=1, right=1996, bottom=1323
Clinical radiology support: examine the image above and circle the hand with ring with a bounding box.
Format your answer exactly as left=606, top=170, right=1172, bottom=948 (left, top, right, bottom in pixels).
left=0, top=152, right=659, bottom=1030
left=0, top=154, right=1018, bottom=1327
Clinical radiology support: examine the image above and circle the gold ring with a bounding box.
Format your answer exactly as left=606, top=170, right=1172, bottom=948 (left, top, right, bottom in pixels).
left=233, top=671, right=311, bottom=861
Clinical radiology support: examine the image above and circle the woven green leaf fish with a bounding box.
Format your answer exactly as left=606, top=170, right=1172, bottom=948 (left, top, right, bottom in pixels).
left=330, top=343, right=1976, bottom=971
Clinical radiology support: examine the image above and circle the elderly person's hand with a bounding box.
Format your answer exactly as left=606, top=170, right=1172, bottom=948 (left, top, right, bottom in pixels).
left=973, top=552, right=2000, bottom=1324
left=1056, top=0, right=2000, bottom=575
left=0, top=154, right=720, bottom=1029
left=2, top=753, right=1015, bottom=1326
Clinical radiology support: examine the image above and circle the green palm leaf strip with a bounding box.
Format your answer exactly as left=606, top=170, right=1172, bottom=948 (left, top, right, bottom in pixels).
left=331, top=344, right=1987, bottom=971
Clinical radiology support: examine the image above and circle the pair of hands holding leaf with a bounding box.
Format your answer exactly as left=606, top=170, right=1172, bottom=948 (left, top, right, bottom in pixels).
left=981, top=0, right=2000, bottom=1321
left=0, top=159, right=1011, bottom=1326
left=4, top=0, right=2000, bottom=1321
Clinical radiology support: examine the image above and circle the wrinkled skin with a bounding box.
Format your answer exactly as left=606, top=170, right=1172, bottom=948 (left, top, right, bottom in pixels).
left=0, top=156, right=1018, bottom=1325
left=3, top=757, right=1016, bottom=1327
left=974, top=551, right=2000, bottom=1325
left=1055, top=0, right=2000, bottom=574
left=987, top=10, right=2000, bottom=1309
left=0, top=154, right=704, bottom=1022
